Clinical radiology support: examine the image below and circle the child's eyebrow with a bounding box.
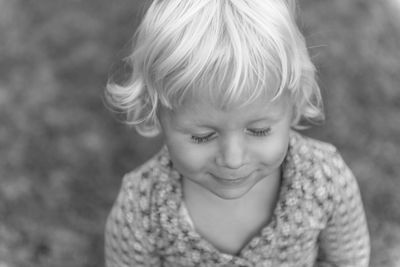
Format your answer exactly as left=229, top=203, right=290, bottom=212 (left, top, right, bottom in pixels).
left=247, top=106, right=288, bottom=123
left=173, top=114, right=283, bottom=132
left=249, top=113, right=283, bottom=124
left=174, top=119, right=214, bottom=131
left=168, top=115, right=211, bottom=131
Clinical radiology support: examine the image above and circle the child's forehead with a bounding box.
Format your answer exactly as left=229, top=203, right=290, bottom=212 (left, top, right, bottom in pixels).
left=180, top=74, right=282, bottom=110
left=167, top=91, right=291, bottom=122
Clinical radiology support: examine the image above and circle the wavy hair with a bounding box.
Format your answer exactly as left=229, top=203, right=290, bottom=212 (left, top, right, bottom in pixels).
left=106, top=0, right=323, bottom=136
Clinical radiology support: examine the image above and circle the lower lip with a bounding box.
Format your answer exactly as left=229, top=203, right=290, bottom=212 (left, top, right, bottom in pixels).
left=211, top=173, right=253, bottom=186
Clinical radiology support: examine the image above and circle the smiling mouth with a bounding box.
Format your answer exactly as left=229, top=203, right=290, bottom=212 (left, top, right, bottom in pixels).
left=211, top=173, right=253, bottom=185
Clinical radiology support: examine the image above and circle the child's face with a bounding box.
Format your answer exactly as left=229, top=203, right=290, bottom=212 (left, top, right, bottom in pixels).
left=158, top=93, right=293, bottom=200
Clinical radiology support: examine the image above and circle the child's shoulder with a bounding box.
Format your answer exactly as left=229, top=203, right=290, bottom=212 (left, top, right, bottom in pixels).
left=288, top=131, right=357, bottom=188
left=288, top=131, right=359, bottom=202
left=117, top=146, right=183, bottom=211
left=121, top=146, right=176, bottom=189
left=106, top=147, right=178, bottom=252
left=290, top=130, right=338, bottom=160
left=289, top=130, right=346, bottom=174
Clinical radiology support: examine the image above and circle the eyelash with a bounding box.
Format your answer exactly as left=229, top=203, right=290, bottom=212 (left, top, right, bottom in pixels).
left=190, top=128, right=271, bottom=144
left=191, top=133, right=216, bottom=144
left=246, top=127, right=272, bottom=137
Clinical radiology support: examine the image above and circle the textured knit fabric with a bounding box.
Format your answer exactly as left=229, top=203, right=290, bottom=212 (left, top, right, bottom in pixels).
left=105, top=131, right=370, bottom=267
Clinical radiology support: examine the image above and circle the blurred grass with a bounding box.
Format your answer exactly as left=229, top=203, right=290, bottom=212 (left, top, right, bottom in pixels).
left=0, top=0, right=399, bottom=266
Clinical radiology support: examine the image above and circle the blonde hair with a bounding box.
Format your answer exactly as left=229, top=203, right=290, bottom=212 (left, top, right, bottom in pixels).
left=106, top=0, right=323, bottom=136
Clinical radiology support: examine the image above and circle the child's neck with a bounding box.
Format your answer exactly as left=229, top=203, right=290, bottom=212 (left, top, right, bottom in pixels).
left=182, top=171, right=282, bottom=255
left=183, top=169, right=281, bottom=208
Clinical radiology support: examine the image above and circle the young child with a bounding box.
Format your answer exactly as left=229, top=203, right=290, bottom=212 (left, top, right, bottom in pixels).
left=104, top=0, right=370, bottom=266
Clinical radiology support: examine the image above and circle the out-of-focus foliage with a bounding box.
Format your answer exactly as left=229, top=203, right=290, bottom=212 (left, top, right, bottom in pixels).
left=0, top=0, right=399, bottom=266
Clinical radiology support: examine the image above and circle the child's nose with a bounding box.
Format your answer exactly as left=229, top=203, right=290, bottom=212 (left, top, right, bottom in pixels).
left=216, top=134, right=246, bottom=169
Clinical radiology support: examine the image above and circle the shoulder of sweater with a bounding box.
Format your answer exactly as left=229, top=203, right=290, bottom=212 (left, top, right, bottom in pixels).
left=121, top=146, right=171, bottom=188
left=290, top=130, right=338, bottom=161
left=292, top=131, right=360, bottom=202
left=288, top=131, right=352, bottom=199
left=294, top=133, right=353, bottom=181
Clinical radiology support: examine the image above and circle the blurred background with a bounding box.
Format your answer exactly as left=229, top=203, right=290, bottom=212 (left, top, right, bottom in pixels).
left=1, top=0, right=399, bottom=266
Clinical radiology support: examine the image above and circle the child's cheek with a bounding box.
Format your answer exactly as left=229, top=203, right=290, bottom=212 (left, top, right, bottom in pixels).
left=167, top=140, right=213, bottom=176
left=254, top=134, right=290, bottom=166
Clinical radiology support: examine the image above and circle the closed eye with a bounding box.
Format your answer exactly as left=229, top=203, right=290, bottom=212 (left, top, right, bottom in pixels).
left=246, top=127, right=271, bottom=137
left=191, top=132, right=216, bottom=144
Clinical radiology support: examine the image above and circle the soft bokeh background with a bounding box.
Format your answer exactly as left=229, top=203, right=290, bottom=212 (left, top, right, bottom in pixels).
left=1, top=0, right=399, bottom=266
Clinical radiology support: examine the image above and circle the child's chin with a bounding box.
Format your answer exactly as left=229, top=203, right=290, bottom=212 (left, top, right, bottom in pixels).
left=211, top=186, right=253, bottom=200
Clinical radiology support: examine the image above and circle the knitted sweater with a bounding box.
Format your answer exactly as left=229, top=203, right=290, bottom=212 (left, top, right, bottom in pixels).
left=105, top=131, right=370, bottom=267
